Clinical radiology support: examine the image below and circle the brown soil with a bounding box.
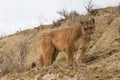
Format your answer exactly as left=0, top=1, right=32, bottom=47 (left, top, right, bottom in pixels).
left=0, top=6, right=120, bottom=80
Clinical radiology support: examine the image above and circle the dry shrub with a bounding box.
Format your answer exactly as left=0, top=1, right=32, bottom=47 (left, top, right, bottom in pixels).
left=53, top=20, right=61, bottom=27
left=17, top=39, right=29, bottom=67
left=53, top=18, right=66, bottom=27
left=54, top=9, right=68, bottom=27
left=0, top=50, right=21, bottom=76
left=57, top=9, right=84, bottom=26
left=85, top=0, right=94, bottom=12
left=84, top=0, right=98, bottom=16
left=34, top=27, right=40, bottom=32
left=67, top=11, right=81, bottom=25
left=57, top=11, right=82, bottom=26
left=57, top=8, right=68, bottom=18
left=0, top=39, right=29, bottom=76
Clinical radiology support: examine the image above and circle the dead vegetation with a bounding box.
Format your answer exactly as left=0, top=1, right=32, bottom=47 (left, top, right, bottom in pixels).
left=0, top=6, right=120, bottom=80
left=17, top=39, right=29, bottom=67
left=57, top=8, right=68, bottom=18
left=0, top=50, right=21, bottom=76
left=84, top=0, right=98, bottom=16
left=0, top=39, right=29, bottom=77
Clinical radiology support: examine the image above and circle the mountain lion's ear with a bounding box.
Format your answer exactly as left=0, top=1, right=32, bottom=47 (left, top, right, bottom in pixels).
left=90, top=18, right=95, bottom=24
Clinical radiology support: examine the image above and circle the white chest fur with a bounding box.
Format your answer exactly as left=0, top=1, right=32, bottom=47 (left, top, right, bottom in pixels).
left=73, top=37, right=90, bottom=51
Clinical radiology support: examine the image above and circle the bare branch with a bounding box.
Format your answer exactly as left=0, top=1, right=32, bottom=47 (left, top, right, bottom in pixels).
left=84, top=0, right=95, bottom=13
left=57, top=8, right=68, bottom=18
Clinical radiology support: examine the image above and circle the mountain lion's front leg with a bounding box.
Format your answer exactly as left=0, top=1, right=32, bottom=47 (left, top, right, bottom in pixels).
left=77, top=47, right=86, bottom=67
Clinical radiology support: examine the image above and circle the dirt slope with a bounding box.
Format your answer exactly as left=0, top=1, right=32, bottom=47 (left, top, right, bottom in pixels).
left=0, top=6, right=120, bottom=80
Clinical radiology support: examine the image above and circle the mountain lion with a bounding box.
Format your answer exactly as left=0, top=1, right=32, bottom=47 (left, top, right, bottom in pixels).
left=40, top=18, right=95, bottom=67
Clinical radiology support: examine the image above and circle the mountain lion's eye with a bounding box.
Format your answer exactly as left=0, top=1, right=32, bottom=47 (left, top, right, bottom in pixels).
left=84, top=28, right=87, bottom=30
left=90, top=27, right=93, bottom=29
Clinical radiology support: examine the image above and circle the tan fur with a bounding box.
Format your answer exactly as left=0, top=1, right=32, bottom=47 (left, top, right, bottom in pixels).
left=40, top=18, right=96, bottom=67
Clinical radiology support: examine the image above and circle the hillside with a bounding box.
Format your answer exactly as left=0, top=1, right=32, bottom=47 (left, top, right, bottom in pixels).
left=0, top=6, right=120, bottom=80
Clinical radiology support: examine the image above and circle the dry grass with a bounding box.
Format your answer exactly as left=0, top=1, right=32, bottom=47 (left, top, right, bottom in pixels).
left=17, top=39, right=29, bottom=67
left=0, top=6, right=120, bottom=80
left=0, top=39, right=29, bottom=76
left=0, top=50, right=21, bottom=76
